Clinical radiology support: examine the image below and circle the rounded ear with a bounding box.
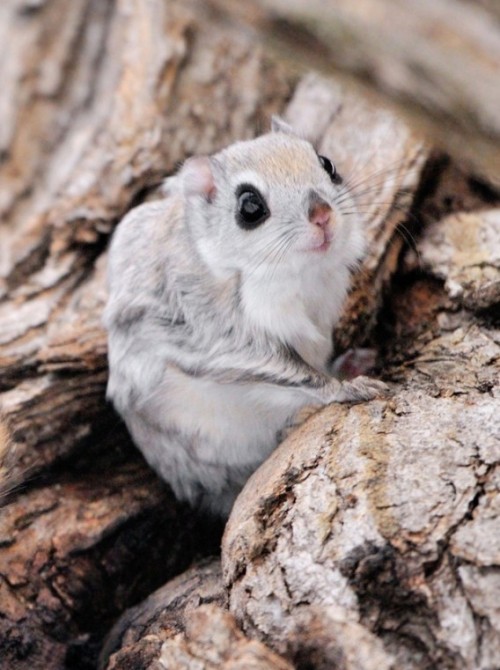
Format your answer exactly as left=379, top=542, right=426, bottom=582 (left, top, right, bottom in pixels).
left=180, top=156, right=217, bottom=203
left=271, top=115, right=296, bottom=136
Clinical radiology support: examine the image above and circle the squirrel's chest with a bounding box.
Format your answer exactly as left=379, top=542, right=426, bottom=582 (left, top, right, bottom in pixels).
left=241, top=266, right=346, bottom=371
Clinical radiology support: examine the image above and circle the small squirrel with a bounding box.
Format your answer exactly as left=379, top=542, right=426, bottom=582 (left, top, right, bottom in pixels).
left=104, top=118, right=388, bottom=516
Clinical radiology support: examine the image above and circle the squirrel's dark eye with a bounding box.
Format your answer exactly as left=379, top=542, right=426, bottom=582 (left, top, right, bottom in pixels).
left=319, top=155, right=342, bottom=185
left=236, top=185, right=270, bottom=230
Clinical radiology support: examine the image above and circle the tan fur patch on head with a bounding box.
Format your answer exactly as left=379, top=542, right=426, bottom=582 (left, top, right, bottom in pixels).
left=252, top=144, right=316, bottom=183
left=223, top=134, right=318, bottom=186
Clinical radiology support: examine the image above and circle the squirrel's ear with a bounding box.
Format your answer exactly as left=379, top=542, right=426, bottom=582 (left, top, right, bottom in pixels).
left=181, top=156, right=216, bottom=203
left=271, top=115, right=296, bottom=136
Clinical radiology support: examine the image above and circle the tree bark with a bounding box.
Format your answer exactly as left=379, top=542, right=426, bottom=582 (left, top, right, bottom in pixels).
left=100, top=559, right=293, bottom=670
left=207, top=0, right=500, bottom=186
left=1, top=1, right=499, bottom=669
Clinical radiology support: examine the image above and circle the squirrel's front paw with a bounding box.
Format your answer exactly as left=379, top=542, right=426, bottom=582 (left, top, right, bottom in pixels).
left=334, top=376, right=391, bottom=403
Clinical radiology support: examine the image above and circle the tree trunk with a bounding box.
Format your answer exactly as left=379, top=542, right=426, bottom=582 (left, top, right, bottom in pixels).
left=1, top=1, right=499, bottom=669
left=207, top=0, right=500, bottom=186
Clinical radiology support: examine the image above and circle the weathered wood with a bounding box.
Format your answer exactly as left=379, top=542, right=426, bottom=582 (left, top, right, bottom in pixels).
left=101, top=559, right=292, bottom=670
left=154, top=605, right=294, bottom=670
left=208, top=0, right=500, bottom=185
left=100, top=559, right=227, bottom=669
left=0, top=435, right=224, bottom=669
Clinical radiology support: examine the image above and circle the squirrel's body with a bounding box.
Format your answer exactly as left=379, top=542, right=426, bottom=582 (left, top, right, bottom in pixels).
left=104, top=119, right=386, bottom=515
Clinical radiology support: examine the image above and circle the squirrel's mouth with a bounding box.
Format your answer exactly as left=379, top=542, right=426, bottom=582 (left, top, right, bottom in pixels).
left=307, top=229, right=333, bottom=253
left=313, top=239, right=331, bottom=252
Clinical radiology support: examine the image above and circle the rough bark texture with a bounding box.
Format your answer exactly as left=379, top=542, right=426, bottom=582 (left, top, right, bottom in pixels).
left=100, top=559, right=292, bottom=670
left=101, top=559, right=226, bottom=669
left=208, top=0, right=500, bottom=185
left=1, top=0, right=499, bottom=668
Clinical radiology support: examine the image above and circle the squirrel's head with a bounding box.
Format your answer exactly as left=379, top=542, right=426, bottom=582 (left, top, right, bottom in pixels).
left=179, top=117, right=364, bottom=281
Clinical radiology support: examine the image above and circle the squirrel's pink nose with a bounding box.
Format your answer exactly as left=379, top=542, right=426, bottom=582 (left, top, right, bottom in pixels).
left=309, top=202, right=332, bottom=229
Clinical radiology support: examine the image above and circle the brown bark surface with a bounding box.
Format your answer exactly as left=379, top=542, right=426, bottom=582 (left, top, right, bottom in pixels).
left=0, top=1, right=499, bottom=669
left=100, top=559, right=292, bottom=670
